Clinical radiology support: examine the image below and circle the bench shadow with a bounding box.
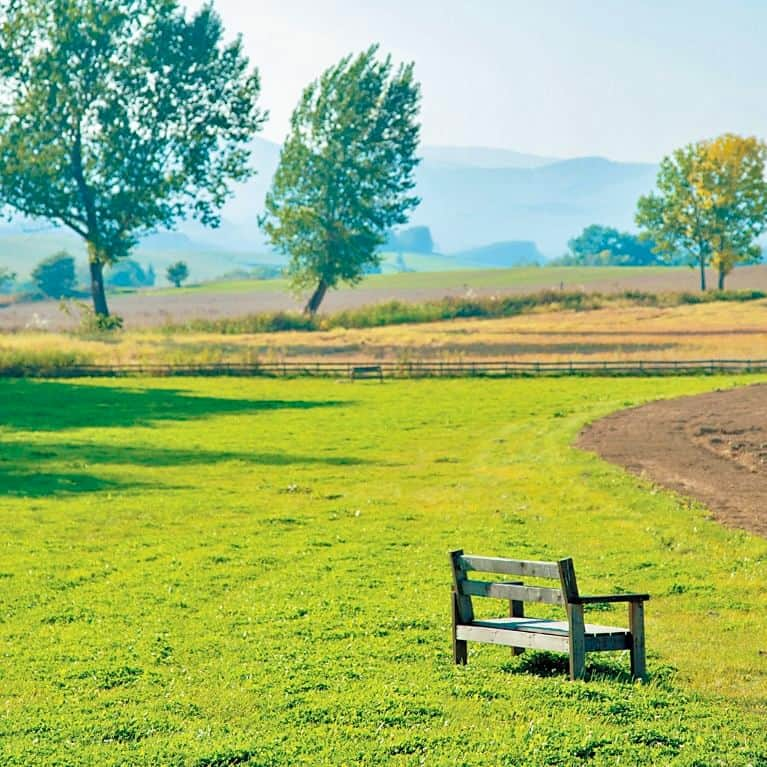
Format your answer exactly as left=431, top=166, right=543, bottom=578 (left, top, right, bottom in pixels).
left=501, top=651, right=636, bottom=684
left=0, top=380, right=346, bottom=432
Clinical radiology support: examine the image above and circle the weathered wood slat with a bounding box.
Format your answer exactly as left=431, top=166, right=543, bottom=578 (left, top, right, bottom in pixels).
left=471, top=617, right=629, bottom=637
left=461, top=579, right=565, bottom=605
left=449, top=550, right=474, bottom=623
left=585, top=633, right=632, bottom=652
left=576, top=593, right=650, bottom=604
left=558, top=558, right=580, bottom=602
left=456, top=625, right=570, bottom=653
left=629, top=601, right=647, bottom=681
left=459, top=555, right=560, bottom=580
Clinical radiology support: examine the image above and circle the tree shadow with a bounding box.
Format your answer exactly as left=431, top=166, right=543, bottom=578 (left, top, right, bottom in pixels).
left=501, top=651, right=636, bottom=684
left=2, top=441, right=368, bottom=470
left=0, top=468, right=147, bottom=498
left=0, top=380, right=346, bottom=432
left=0, top=380, right=360, bottom=497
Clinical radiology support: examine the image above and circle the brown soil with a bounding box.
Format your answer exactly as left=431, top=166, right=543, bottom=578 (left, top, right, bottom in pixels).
left=578, top=384, right=767, bottom=537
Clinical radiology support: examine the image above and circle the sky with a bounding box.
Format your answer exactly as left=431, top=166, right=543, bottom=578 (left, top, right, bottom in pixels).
left=183, top=0, right=767, bottom=163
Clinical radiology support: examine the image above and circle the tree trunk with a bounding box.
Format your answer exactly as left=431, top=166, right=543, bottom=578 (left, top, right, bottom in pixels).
left=89, top=259, right=110, bottom=317
left=304, top=279, right=328, bottom=316
left=699, top=256, right=707, bottom=292
left=718, top=267, right=726, bottom=290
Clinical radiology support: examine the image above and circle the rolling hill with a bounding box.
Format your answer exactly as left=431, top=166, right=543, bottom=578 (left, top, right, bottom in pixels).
left=0, top=138, right=659, bottom=280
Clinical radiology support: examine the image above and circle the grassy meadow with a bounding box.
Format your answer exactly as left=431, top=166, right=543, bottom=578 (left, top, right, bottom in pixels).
left=148, top=266, right=672, bottom=296
left=2, top=296, right=767, bottom=369
left=1, top=375, right=766, bottom=765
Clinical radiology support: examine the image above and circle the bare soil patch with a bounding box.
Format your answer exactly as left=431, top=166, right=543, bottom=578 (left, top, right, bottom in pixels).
left=578, top=384, right=767, bottom=537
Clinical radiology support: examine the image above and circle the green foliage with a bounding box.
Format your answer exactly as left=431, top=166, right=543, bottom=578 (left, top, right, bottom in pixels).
left=163, top=289, right=766, bottom=334
left=261, top=45, right=421, bottom=314
left=637, top=134, right=767, bottom=289
left=166, top=260, right=190, bottom=288
left=0, top=0, right=265, bottom=316
left=0, top=265, right=15, bottom=290
left=30, top=250, right=77, bottom=298
left=106, top=260, right=155, bottom=289
left=60, top=299, right=124, bottom=333
left=555, top=225, right=668, bottom=266
left=0, top=376, right=766, bottom=764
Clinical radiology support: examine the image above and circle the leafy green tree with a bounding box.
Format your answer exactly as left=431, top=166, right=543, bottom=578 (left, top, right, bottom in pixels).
left=637, top=134, right=767, bottom=290
left=0, top=267, right=14, bottom=291
left=561, top=225, right=662, bottom=266
left=0, top=0, right=265, bottom=319
left=31, top=251, right=77, bottom=298
left=261, top=46, right=421, bottom=315
left=166, top=261, right=189, bottom=288
left=106, top=260, right=155, bottom=288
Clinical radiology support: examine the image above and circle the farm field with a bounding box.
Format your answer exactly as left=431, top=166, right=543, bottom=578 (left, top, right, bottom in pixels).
left=1, top=376, right=766, bottom=765
left=3, top=264, right=767, bottom=331
left=3, top=297, right=767, bottom=369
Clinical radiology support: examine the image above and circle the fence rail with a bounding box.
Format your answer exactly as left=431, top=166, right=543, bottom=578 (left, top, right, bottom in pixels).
left=2, top=359, right=767, bottom=379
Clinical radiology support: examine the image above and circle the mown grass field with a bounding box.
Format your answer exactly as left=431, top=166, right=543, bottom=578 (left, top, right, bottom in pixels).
left=148, top=266, right=672, bottom=297
left=1, top=376, right=766, bottom=765
left=3, top=297, right=767, bottom=368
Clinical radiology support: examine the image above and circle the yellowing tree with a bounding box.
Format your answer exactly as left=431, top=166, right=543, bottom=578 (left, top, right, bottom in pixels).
left=637, top=134, right=767, bottom=290
left=700, top=134, right=767, bottom=288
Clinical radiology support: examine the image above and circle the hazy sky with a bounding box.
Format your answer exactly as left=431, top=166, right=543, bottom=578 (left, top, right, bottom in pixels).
left=184, top=0, right=767, bottom=163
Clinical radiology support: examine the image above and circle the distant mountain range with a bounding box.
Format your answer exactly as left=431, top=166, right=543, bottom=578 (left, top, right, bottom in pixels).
left=0, top=138, right=660, bottom=280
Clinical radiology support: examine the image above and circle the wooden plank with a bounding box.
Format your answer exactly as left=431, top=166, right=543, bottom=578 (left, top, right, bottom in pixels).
left=460, top=555, right=560, bottom=580
left=448, top=550, right=474, bottom=623
left=567, top=603, right=586, bottom=681
left=585, top=633, right=631, bottom=652
left=456, top=624, right=570, bottom=653
left=576, top=593, right=650, bottom=604
left=461, top=579, right=565, bottom=605
left=629, top=601, right=647, bottom=682
left=452, top=591, right=468, bottom=665
left=471, top=618, right=628, bottom=637
left=510, top=591, right=525, bottom=657
left=558, top=558, right=580, bottom=603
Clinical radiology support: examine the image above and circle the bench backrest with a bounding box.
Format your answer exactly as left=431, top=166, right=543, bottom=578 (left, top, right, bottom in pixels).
left=449, top=550, right=580, bottom=623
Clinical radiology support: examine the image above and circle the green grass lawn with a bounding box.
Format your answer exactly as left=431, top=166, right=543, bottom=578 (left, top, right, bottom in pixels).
left=145, top=265, right=675, bottom=298
left=1, top=376, right=766, bottom=765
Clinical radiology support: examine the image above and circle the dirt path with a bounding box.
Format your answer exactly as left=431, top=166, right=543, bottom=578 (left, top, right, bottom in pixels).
left=578, top=384, right=767, bottom=537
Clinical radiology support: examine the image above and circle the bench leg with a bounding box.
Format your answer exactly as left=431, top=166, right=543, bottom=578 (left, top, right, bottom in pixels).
left=452, top=592, right=468, bottom=665
left=510, top=597, right=525, bottom=656
left=629, top=601, right=647, bottom=682
left=567, top=603, right=586, bottom=681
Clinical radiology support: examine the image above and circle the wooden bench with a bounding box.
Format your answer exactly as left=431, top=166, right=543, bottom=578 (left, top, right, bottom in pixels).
left=449, top=550, right=649, bottom=681
left=350, top=365, right=383, bottom=382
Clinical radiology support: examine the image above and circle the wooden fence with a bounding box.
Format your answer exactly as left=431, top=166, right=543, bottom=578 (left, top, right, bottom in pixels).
left=2, top=359, right=767, bottom=379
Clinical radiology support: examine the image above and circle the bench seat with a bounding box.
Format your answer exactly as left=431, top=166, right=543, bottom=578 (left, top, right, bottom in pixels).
left=457, top=618, right=632, bottom=653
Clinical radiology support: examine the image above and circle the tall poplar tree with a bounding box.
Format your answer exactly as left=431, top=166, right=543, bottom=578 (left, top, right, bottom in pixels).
left=261, top=46, right=421, bottom=315
left=0, top=0, right=265, bottom=320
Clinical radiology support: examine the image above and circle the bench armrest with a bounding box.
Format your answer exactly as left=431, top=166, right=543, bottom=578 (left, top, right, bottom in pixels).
left=574, top=593, right=650, bottom=605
